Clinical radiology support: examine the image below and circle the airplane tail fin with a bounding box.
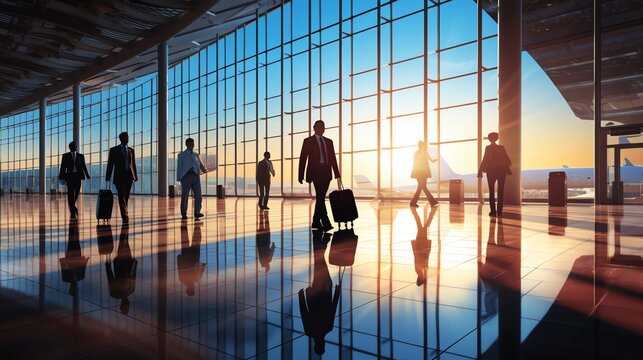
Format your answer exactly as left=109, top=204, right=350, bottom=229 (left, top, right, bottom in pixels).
left=624, top=158, right=634, bottom=166
left=619, top=137, right=632, bottom=145
left=354, top=175, right=376, bottom=190
left=428, top=147, right=459, bottom=179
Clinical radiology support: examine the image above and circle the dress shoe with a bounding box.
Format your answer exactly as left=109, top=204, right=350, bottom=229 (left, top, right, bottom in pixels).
left=195, top=213, right=205, bottom=219
left=263, top=206, right=270, bottom=210
left=70, top=212, right=77, bottom=219
left=122, top=217, right=129, bottom=223
left=321, top=223, right=334, bottom=232
left=311, top=222, right=322, bottom=229
left=181, top=215, right=188, bottom=220
left=489, top=211, right=496, bottom=217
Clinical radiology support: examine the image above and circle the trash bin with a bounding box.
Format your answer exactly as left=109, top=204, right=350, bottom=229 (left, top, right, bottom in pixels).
left=449, top=179, right=464, bottom=204
left=216, top=185, right=225, bottom=199
left=168, top=185, right=175, bottom=198
left=548, top=171, right=567, bottom=206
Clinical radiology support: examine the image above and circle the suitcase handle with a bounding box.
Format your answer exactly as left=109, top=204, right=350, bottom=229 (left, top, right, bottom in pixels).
left=103, top=179, right=112, bottom=190
left=337, top=178, right=344, bottom=191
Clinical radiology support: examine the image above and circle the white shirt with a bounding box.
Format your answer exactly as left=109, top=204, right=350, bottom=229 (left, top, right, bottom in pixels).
left=177, top=150, right=203, bottom=181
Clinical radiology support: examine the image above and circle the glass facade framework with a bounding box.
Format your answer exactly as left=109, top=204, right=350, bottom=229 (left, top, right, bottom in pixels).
left=1, top=0, right=501, bottom=200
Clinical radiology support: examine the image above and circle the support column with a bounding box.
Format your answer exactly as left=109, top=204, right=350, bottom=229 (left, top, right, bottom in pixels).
left=39, top=98, right=46, bottom=194
left=73, top=84, right=81, bottom=146
left=594, top=0, right=605, bottom=204
left=498, top=0, right=522, bottom=205
left=157, top=40, right=168, bottom=197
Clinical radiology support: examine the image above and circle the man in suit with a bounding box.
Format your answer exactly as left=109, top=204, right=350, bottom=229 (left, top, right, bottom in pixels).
left=106, top=132, right=138, bottom=223
left=256, top=151, right=275, bottom=210
left=58, top=141, right=90, bottom=218
left=176, top=138, right=207, bottom=220
left=298, top=120, right=341, bottom=231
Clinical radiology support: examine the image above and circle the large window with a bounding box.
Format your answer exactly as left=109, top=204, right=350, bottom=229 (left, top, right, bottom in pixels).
left=1, top=0, right=599, bottom=199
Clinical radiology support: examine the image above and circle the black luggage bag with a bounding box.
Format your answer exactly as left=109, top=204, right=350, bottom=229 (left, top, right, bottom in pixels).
left=96, top=184, right=113, bottom=221
left=329, top=179, right=358, bottom=227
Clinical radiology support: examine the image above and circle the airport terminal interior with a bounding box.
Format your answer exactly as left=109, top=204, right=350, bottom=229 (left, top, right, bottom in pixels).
left=0, top=0, right=642, bottom=359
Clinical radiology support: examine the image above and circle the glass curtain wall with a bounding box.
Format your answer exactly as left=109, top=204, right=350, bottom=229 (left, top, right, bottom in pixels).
left=0, top=109, right=39, bottom=193
left=2, top=0, right=503, bottom=198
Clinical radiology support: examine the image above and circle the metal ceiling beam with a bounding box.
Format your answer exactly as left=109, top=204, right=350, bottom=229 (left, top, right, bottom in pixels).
left=0, top=0, right=222, bottom=116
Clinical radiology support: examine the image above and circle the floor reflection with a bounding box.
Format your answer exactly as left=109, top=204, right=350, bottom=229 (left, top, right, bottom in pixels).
left=0, top=195, right=641, bottom=359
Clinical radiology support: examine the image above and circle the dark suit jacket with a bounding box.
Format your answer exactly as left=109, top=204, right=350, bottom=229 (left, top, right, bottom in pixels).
left=59, top=152, right=90, bottom=180
left=256, top=159, right=272, bottom=185
left=298, top=135, right=340, bottom=183
left=106, top=145, right=138, bottom=184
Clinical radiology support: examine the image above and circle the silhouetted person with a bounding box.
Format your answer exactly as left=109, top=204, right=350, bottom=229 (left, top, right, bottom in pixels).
left=298, top=120, right=341, bottom=231
left=256, top=151, right=275, bottom=210
left=58, top=141, right=90, bottom=218
left=106, top=132, right=138, bottom=223
left=106, top=225, right=137, bottom=314
left=478, top=132, right=512, bottom=217
left=410, top=141, right=438, bottom=207
left=298, top=230, right=341, bottom=355
left=410, top=206, right=437, bottom=286
left=59, top=220, right=89, bottom=296
left=256, top=211, right=275, bottom=272
left=177, top=138, right=207, bottom=220
left=177, top=222, right=207, bottom=296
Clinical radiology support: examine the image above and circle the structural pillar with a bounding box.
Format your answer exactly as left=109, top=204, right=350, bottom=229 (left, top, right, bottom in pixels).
left=498, top=0, right=522, bottom=205
left=157, top=40, right=168, bottom=197
left=39, top=98, right=46, bottom=194
left=594, top=0, right=606, bottom=204
left=73, top=84, right=81, bottom=147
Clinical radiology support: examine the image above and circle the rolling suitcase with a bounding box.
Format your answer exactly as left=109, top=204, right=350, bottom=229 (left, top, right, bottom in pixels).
left=548, top=171, right=567, bottom=207
left=329, top=179, right=358, bottom=227
left=329, top=229, right=358, bottom=266
left=96, top=182, right=113, bottom=221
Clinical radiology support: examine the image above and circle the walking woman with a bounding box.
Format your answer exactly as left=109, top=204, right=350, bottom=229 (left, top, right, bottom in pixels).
left=410, top=141, right=438, bottom=207
left=477, top=132, right=512, bottom=217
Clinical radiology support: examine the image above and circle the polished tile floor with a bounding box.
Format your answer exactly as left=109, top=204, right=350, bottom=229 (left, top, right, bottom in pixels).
left=0, top=195, right=641, bottom=359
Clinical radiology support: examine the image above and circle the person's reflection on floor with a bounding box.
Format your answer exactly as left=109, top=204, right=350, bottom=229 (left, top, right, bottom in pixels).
left=256, top=211, right=275, bottom=272
left=298, top=230, right=341, bottom=355
left=106, top=224, right=138, bottom=314
left=478, top=218, right=509, bottom=319
left=178, top=222, right=207, bottom=296
left=411, top=206, right=437, bottom=286
left=59, top=219, right=89, bottom=296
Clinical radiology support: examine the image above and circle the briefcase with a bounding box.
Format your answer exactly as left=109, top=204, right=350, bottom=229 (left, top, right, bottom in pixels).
left=96, top=187, right=113, bottom=221
left=329, top=229, right=358, bottom=266
left=329, top=179, right=358, bottom=227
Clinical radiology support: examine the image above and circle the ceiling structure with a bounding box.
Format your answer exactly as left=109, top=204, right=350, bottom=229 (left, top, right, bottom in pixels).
left=484, top=0, right=643, bottom=126
left=2, top=0, right=642, bottom=125
left=0, top=0, right=280, bottom=116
